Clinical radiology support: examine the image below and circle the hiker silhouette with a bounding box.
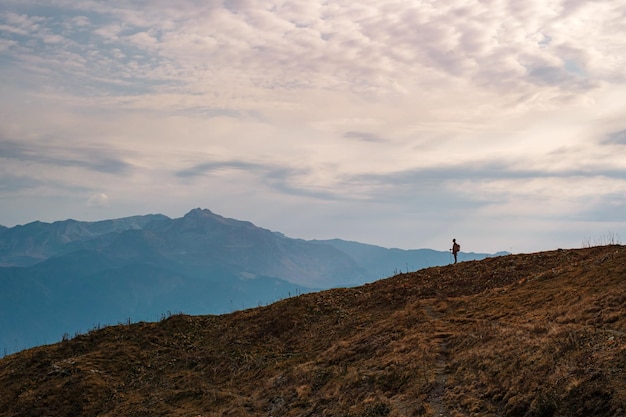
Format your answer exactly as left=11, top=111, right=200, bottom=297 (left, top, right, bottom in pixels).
left=451, top=239, right=460, bottom=264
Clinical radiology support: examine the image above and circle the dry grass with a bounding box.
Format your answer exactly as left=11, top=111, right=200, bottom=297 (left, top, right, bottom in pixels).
left=0, top=245, right=625, bottom=416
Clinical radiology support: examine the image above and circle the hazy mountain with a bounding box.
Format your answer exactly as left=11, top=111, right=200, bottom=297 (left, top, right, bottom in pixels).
left=0, top=214, right=168, bottom=267
left=1, top=245, right=623, bottom=416
left=0, top=208, right=502, bottom=354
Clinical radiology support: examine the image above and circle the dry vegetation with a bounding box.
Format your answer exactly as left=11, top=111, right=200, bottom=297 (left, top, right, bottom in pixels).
left=1, top=245, right=625, bottom=416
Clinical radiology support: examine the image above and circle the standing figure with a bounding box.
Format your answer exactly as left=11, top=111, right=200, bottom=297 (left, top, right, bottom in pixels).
left=451, top=238, right=460, bottom=264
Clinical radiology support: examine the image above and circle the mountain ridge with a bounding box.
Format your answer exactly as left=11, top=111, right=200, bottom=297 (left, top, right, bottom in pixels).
left=0, top=213, right=169, bottom=267
left=0, top=245, right=624, bottom=416
left=0, top=208, right=502, bottom=354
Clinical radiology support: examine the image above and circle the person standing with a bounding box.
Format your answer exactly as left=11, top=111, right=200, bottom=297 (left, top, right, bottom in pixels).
left=451, top=238, right=460, bottom=264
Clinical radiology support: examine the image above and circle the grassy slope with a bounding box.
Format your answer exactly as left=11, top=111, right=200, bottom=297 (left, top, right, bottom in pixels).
left=0, top=245, right=624, bottom=417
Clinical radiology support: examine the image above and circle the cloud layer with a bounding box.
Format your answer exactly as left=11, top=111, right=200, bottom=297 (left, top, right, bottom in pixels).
left=1, top=0, right=625, bottom=252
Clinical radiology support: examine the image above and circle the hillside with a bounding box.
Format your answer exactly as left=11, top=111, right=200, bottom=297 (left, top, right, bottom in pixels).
left=1, top=245, right=624, bottom=416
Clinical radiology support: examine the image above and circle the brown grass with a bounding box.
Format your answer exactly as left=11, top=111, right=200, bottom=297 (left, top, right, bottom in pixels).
left=0, top=245, right=625, bottom=416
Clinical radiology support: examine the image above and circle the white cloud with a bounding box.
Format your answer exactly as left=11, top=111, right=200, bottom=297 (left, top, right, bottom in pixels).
left=1, top=0, right=625, bottom=251
left=0, top=39, right=17, bottom=51
left=87, top=193, right=110, bottom=207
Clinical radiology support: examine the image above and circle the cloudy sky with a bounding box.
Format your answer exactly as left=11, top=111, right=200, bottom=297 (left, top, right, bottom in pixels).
left=1, top=0, right=625, bottom=253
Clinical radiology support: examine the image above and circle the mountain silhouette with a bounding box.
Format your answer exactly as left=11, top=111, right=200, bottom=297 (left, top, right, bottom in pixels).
left=0, top=208, right=500, bottom=354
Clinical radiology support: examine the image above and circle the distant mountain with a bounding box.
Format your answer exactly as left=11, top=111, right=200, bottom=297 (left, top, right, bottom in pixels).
left=0, top=208, right=503, bottom=354
left=0, top=214, right=168, bottom=267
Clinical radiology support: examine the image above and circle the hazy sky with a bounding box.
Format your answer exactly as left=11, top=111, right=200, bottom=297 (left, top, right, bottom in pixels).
left=1, top=0, right=625, bottom=253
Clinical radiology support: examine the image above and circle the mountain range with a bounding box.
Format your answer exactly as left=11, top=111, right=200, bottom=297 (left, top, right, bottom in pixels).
left=0, top=208, right=503, bottom=354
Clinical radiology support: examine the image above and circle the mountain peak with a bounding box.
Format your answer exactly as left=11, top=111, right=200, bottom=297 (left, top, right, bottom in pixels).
left=181, top=208, right=256, bottom=229
left=183, top=208, right=231, bottom=224
left=185, top=207, right=215, bottom=217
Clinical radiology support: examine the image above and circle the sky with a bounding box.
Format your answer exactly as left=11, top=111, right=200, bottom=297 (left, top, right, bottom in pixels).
left=1, top=0, right=625, bottom=254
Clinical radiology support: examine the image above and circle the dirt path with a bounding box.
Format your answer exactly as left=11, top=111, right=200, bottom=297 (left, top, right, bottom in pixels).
left=424, top=304, right=451, bottom=417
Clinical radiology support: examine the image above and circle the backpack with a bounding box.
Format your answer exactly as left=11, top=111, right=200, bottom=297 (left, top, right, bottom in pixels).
left=453, top=242, right=460, bottom=252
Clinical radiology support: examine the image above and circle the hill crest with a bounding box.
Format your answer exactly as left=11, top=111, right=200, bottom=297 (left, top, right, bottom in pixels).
left=1, top=245, right=624, bottom=416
